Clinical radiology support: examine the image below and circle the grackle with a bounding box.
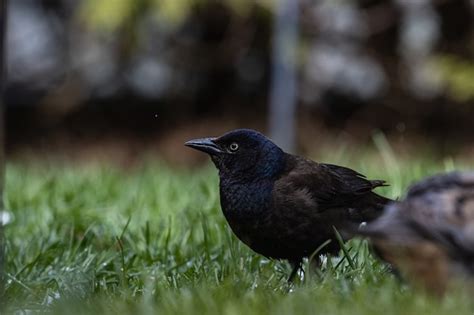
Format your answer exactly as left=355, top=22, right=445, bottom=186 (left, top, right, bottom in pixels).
left=185, top=129, right=391, bottom=281
left=358, top=171, right=474, bottom=296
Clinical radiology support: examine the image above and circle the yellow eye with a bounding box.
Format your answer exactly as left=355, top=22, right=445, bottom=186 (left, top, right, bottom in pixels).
left=229, top=143, right=239, bottom=152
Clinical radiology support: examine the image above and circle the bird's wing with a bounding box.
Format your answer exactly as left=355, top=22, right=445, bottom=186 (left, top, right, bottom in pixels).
left=319, top=163, right=388, bottom=194
left=275, top=155, right=387, bottom=208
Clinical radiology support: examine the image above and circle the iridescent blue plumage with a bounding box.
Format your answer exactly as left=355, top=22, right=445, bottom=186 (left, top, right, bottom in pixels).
left=185, top=128, right=392, bottom=281
left=213, top=130, right=283, bottom=220
left=211, top=129, right=285, bottom=180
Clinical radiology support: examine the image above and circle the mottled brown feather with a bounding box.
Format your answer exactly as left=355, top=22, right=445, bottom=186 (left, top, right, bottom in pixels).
left=359, top=171, right=474, bottom=295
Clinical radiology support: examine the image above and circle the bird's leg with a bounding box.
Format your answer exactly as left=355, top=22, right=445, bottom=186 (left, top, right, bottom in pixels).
left=308, top=255, right=323, bottom=280
left=287, top=260, right=303, bottom=283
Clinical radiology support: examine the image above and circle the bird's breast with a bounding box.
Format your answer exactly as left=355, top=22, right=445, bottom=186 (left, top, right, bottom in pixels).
left=219, top=179, right=276, bottom=240
left=219, top=179, right=273, bottom=220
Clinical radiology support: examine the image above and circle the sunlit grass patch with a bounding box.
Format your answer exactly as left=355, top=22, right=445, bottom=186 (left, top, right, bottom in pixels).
left=3, top=154, right=474, bottom=314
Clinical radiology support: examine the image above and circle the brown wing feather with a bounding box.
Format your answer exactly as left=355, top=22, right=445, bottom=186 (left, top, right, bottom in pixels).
left=279, top=155, right=389, bottom=208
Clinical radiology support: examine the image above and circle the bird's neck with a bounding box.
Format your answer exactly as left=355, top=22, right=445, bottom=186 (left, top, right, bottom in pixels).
left=219, top=149, right=286, bottom=181
left=219, top=177, right=274, bottom=220
left=217, top=150, right=286, bottom=220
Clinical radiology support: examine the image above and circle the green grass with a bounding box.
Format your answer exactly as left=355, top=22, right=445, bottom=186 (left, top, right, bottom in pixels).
left=3, top=148, right=474, bottom=314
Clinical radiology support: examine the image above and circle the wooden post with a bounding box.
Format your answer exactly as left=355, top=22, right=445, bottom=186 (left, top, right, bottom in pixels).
left=269, top=0, right=299, bottom=152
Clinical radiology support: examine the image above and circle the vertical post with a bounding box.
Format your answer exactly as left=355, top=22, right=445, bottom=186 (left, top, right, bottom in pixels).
left=269, top=0, right=299, bottom=152
left=0, top=0, right=7, bottom=310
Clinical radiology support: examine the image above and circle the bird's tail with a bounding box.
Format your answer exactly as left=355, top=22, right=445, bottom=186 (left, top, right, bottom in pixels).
left=342, top=195, right=395, bottom=240
left=360, top=193, right=394, bottom=222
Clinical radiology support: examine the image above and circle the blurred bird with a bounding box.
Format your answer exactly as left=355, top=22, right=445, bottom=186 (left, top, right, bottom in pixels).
left=359, top=171, right=474, bottom=296
left=185, top=129, right=391, bottom=281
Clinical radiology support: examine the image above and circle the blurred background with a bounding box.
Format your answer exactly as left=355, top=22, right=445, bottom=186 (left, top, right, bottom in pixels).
left=3, top=0, right=474, bottom=165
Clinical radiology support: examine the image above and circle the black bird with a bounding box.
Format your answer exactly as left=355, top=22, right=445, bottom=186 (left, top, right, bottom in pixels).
left=185, top=129, right=391, bottom=280
left=358, top=171, right=474, bottom=296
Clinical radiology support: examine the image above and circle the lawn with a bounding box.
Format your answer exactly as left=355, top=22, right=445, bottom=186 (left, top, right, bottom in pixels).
left=3, top=144, right=474, bottom=314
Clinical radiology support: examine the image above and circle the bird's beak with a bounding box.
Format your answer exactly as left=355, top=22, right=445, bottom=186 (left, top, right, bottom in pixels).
left=184, top=137, right=223, bottom=155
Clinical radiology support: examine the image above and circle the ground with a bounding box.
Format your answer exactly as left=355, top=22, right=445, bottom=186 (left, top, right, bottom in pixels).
left=3, top=143, right=474, bottom=314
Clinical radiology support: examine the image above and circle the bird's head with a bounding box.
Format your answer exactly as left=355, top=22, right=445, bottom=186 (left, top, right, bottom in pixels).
left=185, top=129, right=285, bottom=179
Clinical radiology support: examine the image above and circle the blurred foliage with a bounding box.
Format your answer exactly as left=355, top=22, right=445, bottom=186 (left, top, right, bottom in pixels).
left=79, top=0, right=273, bottom=31
left=434, top=55, right=474, bottom=102
left=5, top=0, right=474, bottom=150
left=80, top=0, right=138, bottom=31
